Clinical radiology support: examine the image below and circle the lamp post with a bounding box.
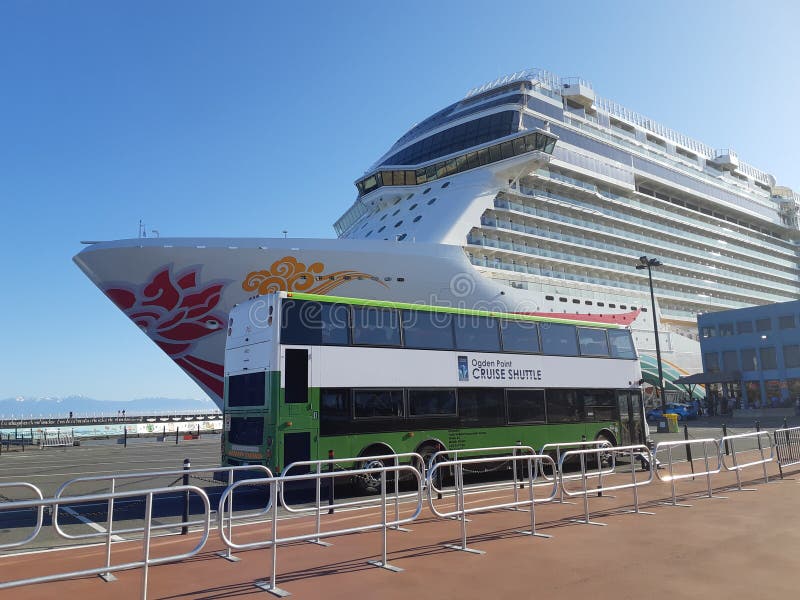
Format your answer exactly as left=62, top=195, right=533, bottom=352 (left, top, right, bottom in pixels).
left=636, top=256, right=665, bottom=412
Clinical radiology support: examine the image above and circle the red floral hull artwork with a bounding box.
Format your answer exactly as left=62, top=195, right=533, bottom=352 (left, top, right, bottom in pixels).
left=103, top=266, right=230, bottom=399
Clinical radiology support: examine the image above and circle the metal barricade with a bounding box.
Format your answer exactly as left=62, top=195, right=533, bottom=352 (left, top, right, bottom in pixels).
left=219, top=464, right=423, bottom=597
left=0, top=482, right=44, bottom=549
left=539, top=440, right=613, bottom=503
left=427, top=454, right=558, bottom=555
left=559, top=444, right=654, bottom=526
left=720, top=431, right=774, bottom=491
left=0, top=486, right=211, bottom=600
left=427, top=445, right=538, bottom=506
left=281, top=452, right=423, bottom=543
left=54, top=464, right=272, bottom=572
left=654, top=439, right=724, bottom=506
left=773, top=426, right=800, bottom=478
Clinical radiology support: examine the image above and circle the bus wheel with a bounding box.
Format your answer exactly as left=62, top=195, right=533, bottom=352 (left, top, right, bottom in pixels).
left=354, top=446, right=395, bottom=495
left=595, top=432, right=616, bottom=468
left=414, top=441, right=445, bottom=479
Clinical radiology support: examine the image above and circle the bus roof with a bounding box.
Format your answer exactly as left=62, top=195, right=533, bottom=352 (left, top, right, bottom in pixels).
left=278, top=291, right=622, bottom=329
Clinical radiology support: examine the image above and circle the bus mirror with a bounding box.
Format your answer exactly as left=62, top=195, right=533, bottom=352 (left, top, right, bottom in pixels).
left=285, top=421, right=293, bottom=428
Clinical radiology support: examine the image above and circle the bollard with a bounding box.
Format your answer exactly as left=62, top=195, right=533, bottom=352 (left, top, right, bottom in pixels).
left=684, top=424, right=694, bottom=477
left=123, top=426, right=128, bottom=448
left=197, top=424, right=200, bottom=438
left=722, top=424, right=729, bottom=456
left=755, top=420, right=760, bottom=432
left=175, top=426, right=180, bottom=445
left=163, top=425, right=166, bottom=442
left=328, top=449, right=335, bottom=515
left=181, top=458, right=190, bottom=535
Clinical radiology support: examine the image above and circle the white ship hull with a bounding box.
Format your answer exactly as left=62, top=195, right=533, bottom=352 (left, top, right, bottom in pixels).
left=74, top=236, right=698, bottom=407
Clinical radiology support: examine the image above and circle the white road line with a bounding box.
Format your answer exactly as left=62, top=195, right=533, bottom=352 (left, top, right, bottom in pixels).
left=60, top=506, right=125, bottom=542
left=0, top=464, right=222, bottom=480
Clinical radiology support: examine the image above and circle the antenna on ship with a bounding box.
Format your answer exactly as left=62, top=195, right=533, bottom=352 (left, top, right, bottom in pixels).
left=138, top=220, right=147, bottom=238
left=282, top=230, right=288, bottom=238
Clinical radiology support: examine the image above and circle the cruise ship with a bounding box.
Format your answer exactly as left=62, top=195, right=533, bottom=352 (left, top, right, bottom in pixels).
left=74, top=68, right=800, bottom=407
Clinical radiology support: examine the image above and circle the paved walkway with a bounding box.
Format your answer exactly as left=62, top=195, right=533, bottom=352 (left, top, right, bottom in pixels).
left=3, top=458, right=799, bottom=599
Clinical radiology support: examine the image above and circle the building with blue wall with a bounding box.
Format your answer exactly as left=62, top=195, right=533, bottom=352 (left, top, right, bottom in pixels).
left=698, top=300, right=800, bottom=413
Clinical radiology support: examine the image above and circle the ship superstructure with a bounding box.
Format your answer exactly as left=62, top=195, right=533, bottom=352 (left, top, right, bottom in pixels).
left=75, top=68, right=800, bottom=406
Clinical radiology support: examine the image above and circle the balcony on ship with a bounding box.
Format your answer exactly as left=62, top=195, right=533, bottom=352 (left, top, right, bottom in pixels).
left=710, top=148, right=739, bottom=171
left=560, top=77, right=596, bottom=108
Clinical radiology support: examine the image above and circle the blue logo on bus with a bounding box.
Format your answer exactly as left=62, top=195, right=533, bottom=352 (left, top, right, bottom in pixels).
left=458, top=355, right=469, bottom=381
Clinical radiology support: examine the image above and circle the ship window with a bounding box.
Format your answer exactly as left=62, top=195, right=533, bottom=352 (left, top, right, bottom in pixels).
left=545, top=295, right=554, bottom=301
left=392, top=209, right=400, bottom=216
left=413, top=215, right=422, bottom=222
left=380, top=214, right=387, bottom=221
left=409, top=203, right=418, bottom=210
left=585, top=300, right=592, bottom=305
left=366, top=231, right=373, bottom=237
left=441, top=181, right=450, bottom=188
left=597, top=302, right=605, bottom=307
left=559, top=297, right=567, bottom=302
left=500, top=141, right=514, bottom=159
left=395, top=221, right=403, bottom=227
left=630, top=306, right=637, bottom=310
left=572, top=299, right=580, bottom=304
left=609, top=304, right=616, bottom=308
left=423, top=187, right=431, bottom=194
left=397, top=233, right=407, bottom=241
left=427, top=198, right=437, bottom=205
left=378, top=226, right=386, bottom=232
left=640, top=307, right=646, bottom=312
left=620, top=305, right=627, bottom=309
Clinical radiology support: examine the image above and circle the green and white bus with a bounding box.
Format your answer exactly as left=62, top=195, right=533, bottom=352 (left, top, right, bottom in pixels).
left=222, top=292, right=646, bottom=489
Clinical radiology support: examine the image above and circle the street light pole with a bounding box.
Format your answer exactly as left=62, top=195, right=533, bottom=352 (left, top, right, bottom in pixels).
left=636, top=256, right=665, bottom=412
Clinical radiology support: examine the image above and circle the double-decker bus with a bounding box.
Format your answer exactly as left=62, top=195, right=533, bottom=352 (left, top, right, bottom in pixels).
left=222, top=292, right=646, bottom=490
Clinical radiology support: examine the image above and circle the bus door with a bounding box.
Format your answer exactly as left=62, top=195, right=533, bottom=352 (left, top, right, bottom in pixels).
left=616, top=390, right=645, bottom=446
left=281, top=347, right=318, bottom=473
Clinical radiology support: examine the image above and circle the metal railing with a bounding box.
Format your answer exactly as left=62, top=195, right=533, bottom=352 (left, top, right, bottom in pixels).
left=0, top=482, right=44, bottom=550
left=559, top=445, right=654, bottom=526
left=654, top=439, right=724, bottom=506
left=720, top=431, right=774, bottom=491
left=427, top=445, right=538, bottom=505
left=427, top=454, right=558, bottom=554
left=0, top=486, right=211, bottom=600
left=773, top=426, right=800, bottom=478
left=54, top=464, right=272, bottom=571
left=280, top=453, right=424, bottom=543
left=219, top=464, right=424, bottom=597
left=539, top=440, right=614, bottom=502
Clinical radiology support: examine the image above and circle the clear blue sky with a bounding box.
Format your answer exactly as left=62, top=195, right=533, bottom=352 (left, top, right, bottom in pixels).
left=1, top=0, right=798, bottom=400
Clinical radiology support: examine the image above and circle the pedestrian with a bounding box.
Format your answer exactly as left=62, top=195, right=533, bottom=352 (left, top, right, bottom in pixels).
left=69, top=411, right=73, bottom=420
left=122, top=409, right=126, bottom=418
